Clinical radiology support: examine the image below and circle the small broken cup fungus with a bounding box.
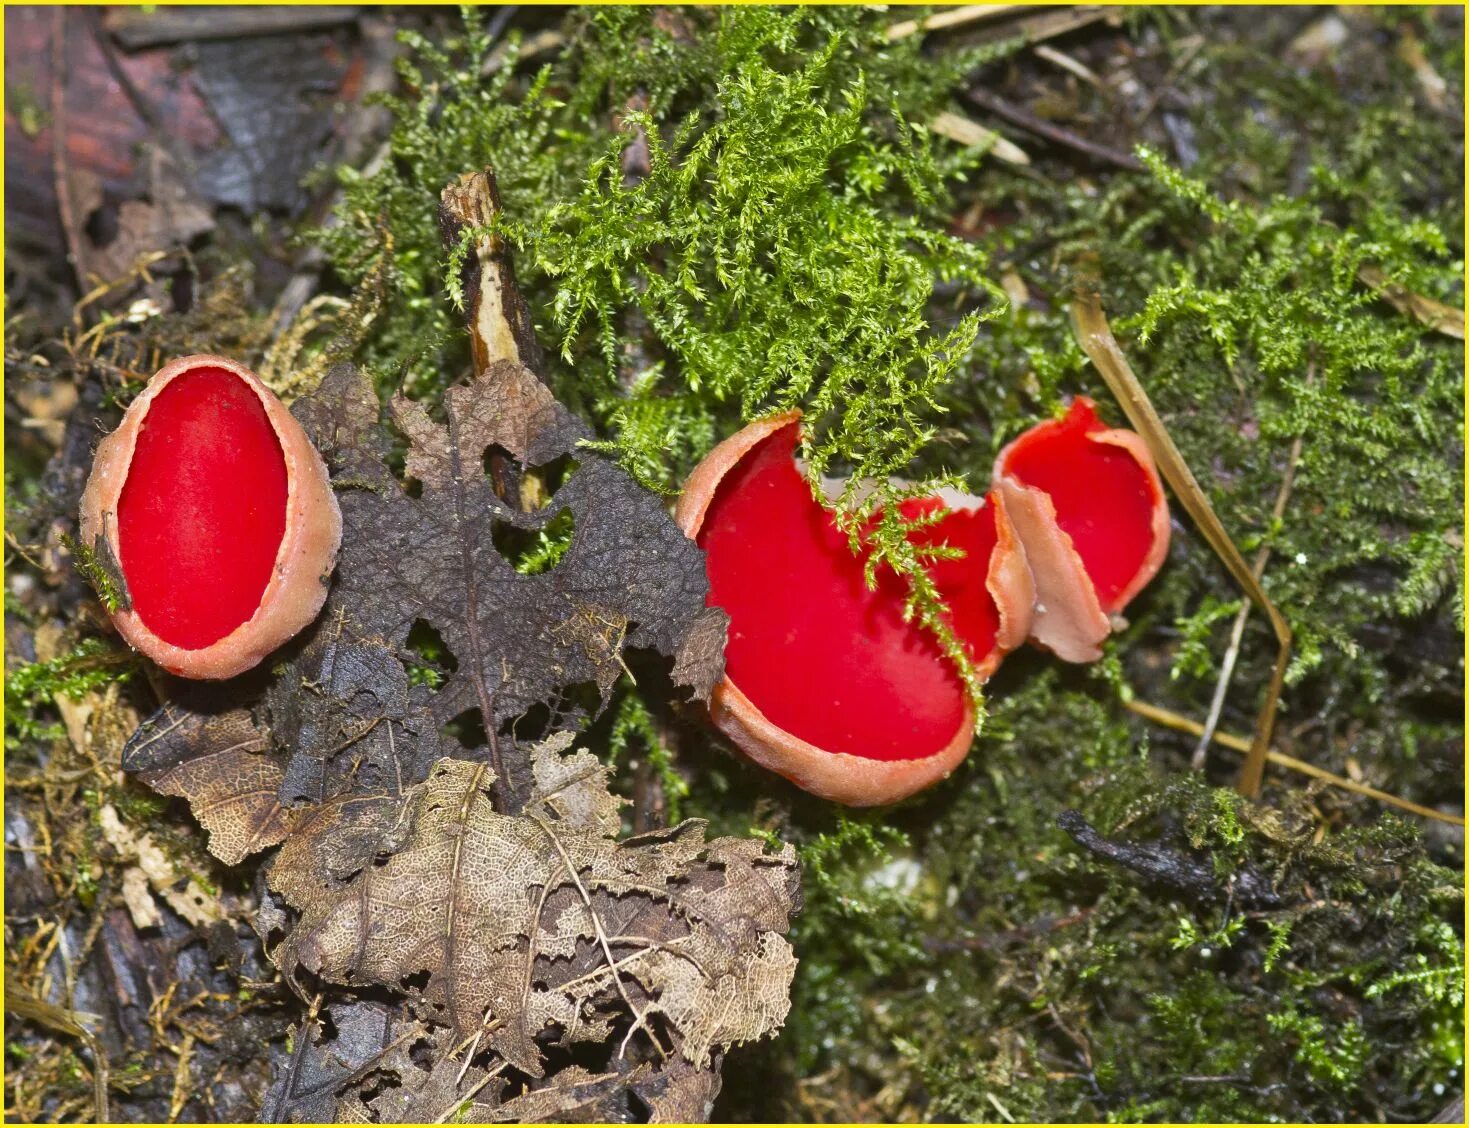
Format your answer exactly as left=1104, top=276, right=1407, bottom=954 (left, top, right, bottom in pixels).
left=994, top=396, right=1170, bottom=663
left=79, top=355, right=342, bottom=679
left=675, top=412, right=1033, bottom=806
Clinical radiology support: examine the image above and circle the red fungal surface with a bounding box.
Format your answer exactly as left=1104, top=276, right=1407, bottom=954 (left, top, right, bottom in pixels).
left=998, top=397, right=1159, bottom=611
left=897, top=495, right=1003, bottom=665
left=697, top=423, right=971, bottom=762
left=116, top=366, right=289, bottom=649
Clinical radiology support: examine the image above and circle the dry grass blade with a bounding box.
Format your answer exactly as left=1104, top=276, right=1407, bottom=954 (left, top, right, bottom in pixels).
left=1195, top=365, right=1311, bottom=767
left=5, top=984, right=110, bottom=1122
left=929, top=111, right=1031, bottom=166
left=1069, top=259, right=1292, bottom=797
left=1358, top=264, right=1465, bottom=340
left=888, top=5, right=1118, bottom=46
left=1126, top=699, right=1466, bottom=827
left=886, top=5, right=1025, bottom=41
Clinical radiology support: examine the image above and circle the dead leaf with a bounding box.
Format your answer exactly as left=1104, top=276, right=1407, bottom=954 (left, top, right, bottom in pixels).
left=262, top=999, right=418, bottom=1124
left=72, top=145, right=214, bottom=288
left=115, top=163, right=759, bottom=1122
left=268, top=736, right=798, bottom=1078
left=636, top=1057, right=723, bottom=1123
left=122, top=702, right=288, bottom=865
left=269, top=356, right=720, bottom=812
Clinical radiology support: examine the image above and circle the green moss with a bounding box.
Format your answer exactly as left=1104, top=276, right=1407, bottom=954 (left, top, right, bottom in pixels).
left=4, top=637, right=136, bottom=752
left=61, top=535, right=126, bottom=615
left=606, top=689, right=690, bottom=825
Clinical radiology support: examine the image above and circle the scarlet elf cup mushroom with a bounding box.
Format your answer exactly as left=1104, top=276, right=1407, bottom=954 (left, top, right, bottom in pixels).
left=675, top=412, right=1036, bottom=806
left=993, top=396, right=1170, bottom=663
left=677, top=399, right=1169, bottom=806
left=79, top=355, right=342, bottom=680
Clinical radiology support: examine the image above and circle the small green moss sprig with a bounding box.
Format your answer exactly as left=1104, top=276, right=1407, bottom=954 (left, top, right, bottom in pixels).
left=4, top=638, right=136, bottom=752
left=61, top=534, right=125, bottom=614
left=607, top=689, right=690, bottom=825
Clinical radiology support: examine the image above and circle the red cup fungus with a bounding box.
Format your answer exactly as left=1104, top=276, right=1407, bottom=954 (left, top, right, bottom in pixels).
left=675, top=412, right=1034, bottom=806
left=79, top=355, right=342, bottom=680
left=993, top=396, right=1169, bottom=663
left=677, top=397, right=1169, bottom=805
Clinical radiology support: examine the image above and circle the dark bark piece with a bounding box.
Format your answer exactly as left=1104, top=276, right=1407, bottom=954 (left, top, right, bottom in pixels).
left=1057, top=809, right=1284, bottom=908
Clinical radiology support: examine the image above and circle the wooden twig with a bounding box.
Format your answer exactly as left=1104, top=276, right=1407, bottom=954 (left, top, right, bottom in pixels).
left=964, top=86, right=1143, bottom=171
left=1127, top=699, right=1465, bottom=826
left=1070, top=259, right=1292, bottom=798
left=929, top=110, right=1031, bottom=165
left=104, top=6, right=360, bottom=50
left=50, top=8, right=87, bottom=294
left=886, top=5, right=1025, bottom=41
left=480, top=27, right=564, bottom=78
left=1033, top=44, right=1106, bottom=93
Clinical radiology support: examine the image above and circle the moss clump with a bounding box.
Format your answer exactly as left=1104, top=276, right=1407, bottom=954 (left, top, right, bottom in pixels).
left=740, top=676, right=1464, bottom=1122
left=3, top=636, right=136, bottom=752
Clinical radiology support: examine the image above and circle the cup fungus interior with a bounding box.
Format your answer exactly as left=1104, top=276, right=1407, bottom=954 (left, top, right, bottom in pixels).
left=116, top=366, right=289, bottom=650
left=697, top=422, right=1005, bottom=763
left=896, top=495, right=1004, bottom=663
left=999, top=398, right=1157, bottom=611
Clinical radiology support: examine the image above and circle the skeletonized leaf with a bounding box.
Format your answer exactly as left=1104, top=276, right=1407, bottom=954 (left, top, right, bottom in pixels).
left=122, top=702, right=287, bottom=865
left=268, top=736, right=798, bottom=1078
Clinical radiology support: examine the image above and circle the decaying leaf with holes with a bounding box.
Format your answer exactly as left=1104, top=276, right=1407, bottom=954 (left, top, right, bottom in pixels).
left=259, top=355, right=725, bottom=813
left=261, top=999, right=413, bottom=1124
left=267, top=735, right=798, bottom=1093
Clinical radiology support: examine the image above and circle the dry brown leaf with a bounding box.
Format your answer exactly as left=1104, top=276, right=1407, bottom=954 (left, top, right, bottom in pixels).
left=122, top=702, right=288, bottom=865
left=268, top=736, right=798, bottom=1078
